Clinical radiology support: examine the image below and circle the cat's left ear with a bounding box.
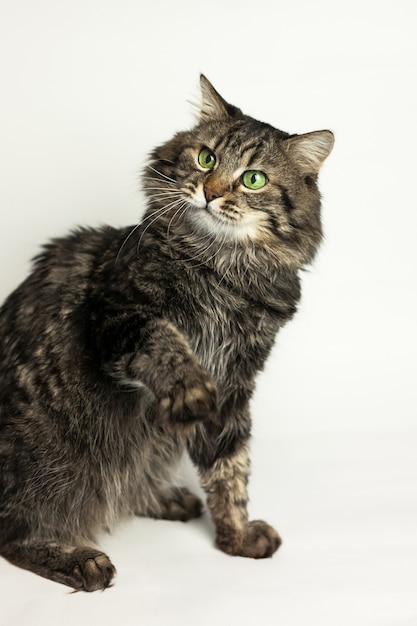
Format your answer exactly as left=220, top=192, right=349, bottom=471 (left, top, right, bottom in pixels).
left=199, top=75, right=242, bottom=122
left=284, top=130, right=334, bottom=174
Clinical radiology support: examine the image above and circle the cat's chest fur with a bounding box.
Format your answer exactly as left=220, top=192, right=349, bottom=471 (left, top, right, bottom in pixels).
left=163, top=267, right=286, bottom=396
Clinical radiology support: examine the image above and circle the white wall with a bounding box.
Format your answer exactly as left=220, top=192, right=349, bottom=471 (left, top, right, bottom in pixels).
left=1, top=0, right=416, bottom=437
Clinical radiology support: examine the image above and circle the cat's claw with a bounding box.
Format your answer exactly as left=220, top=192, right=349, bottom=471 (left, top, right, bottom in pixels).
left=70, top=552, right=116, bottom=592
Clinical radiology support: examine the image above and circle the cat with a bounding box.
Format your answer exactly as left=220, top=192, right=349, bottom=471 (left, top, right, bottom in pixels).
left=0, top=76, right=333, bottom=591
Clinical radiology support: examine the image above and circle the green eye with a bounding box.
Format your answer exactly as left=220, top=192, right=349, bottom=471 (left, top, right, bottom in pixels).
left=242, top=170, right=268, bottom=190
left=198, top=148, right=216, bottom=169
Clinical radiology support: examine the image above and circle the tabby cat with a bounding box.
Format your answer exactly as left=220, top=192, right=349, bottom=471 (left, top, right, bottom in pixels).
left=0, top=76, right=333, bottom=591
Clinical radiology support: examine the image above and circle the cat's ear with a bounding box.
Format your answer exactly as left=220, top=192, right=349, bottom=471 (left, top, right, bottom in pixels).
left=284, top=130, right=334, bottom=174
left=199, top=75, right=242, bottom=122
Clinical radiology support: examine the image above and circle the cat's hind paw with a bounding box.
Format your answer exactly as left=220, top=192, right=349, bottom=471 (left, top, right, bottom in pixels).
left=157, top=487, right=204, bottom=521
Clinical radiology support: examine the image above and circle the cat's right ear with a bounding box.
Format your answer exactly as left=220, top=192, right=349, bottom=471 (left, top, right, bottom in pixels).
left=199, top=75, right=242, bottom=122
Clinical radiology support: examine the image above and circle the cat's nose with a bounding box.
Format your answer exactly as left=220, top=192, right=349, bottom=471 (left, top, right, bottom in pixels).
left=204, top=186, right=221, bottom=203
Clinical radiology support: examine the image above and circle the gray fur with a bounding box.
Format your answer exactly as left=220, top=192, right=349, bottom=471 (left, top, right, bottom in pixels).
left=0, top=76, right=333, bottom=590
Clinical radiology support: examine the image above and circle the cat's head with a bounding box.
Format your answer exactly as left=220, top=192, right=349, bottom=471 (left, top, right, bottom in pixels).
left=144, top=76, right=334, bottom=268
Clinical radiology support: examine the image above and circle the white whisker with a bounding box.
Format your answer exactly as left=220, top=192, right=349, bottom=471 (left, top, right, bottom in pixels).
left=175, top=213, right=227, bottom=268
left=116, top=196, right=184, bottom=261
left=144, top=191, right=183, bottom=202
left=166, top=202, right=187, bottom=241
left=146, top=165, right=177, bottom=184
left=217, top=235, right=238, bottom=288
left=142, top=176, right=177, bottom=187
left=137, top=198, right=185, bottom=255
left=187, top=235, right=228, bottom=270
left=142, top=187, right=180, bottom=193
left=116, top=223, right=142, bottom=262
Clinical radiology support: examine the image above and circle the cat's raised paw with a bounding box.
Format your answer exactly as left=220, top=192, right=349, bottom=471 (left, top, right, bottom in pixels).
left=158, top=365, right=218, bottom=426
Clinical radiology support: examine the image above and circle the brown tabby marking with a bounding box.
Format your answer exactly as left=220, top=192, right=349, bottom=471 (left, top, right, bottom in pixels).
left=0, top=76, right=333, bottom=590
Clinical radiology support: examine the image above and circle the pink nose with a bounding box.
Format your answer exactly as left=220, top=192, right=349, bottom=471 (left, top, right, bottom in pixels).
left=204, top=187, right=221, bottom=202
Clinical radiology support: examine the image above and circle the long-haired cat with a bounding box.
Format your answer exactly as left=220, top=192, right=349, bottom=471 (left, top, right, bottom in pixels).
left=0, top=76, right=333, bottom=591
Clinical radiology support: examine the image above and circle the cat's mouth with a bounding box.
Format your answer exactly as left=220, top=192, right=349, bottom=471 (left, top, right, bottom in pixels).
left=203, top=201, right=239, bottom=225
left=186, top=193, right=251, bottom=238
left=186, top=187, right=238, bottom=225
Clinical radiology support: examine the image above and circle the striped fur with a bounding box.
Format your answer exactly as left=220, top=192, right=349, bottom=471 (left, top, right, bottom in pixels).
left=0, top=76, right=333, bottom=590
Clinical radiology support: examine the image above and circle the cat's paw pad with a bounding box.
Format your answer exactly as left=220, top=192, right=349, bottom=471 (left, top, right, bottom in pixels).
left=70, top=550, right=116, bottom=592
left=158, top=366, right=218, bottom=425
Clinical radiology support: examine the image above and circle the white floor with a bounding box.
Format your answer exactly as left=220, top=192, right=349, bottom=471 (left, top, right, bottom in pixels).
left=1, top=428, right=416, bottom=626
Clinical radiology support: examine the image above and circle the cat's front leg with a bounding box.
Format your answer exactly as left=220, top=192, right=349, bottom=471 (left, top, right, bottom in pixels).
left=198, top=442, right=281, bottom=559
left=105, top=318, right=218, bottom=426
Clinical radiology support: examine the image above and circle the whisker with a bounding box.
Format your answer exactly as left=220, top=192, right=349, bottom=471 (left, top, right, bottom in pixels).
left=217, top=235, right=238, bottom=287
left=142, top=176, right=177, bottom=186
left=142, top=187, right=181, bottom=192
left=174, top=214, right=225, bottom=267
left=116, top=223, right=142, bottom=262
left=116, top=198, right=184, bottom=261
left=141, top=169, right=245, bottom=276
left=187, top=233, right=228, bottom=269
left=167, top=202, right=187, bottom=241
left=144, top=191, right=183, bottom=202
left=137, top=199, right=185, bottom=255
left=146, top=165, right=177, bottom=184
left=141, top=201, right=183, bottom=224
left=241, top=240, right=257, bottom=282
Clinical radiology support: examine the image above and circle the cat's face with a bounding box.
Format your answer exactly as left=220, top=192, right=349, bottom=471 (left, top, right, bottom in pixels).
left=145, top=76, right=333, bottom=267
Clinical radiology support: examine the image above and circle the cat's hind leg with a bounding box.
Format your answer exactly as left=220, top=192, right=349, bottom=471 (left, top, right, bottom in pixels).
left=1, top=541, right=116, bottom=591
left=137, top=486, right=204, bottom=522
left=157, top=486, right=203, bottom=521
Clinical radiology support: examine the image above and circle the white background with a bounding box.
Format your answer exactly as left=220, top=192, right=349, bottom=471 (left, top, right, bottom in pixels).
left=0, top=1, right=416, bottom=624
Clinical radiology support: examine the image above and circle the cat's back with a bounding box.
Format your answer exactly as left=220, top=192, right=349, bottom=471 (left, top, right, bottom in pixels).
left=0, top=226, right=122, bottom=336
left=0, top=225, right=130, bottom=408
